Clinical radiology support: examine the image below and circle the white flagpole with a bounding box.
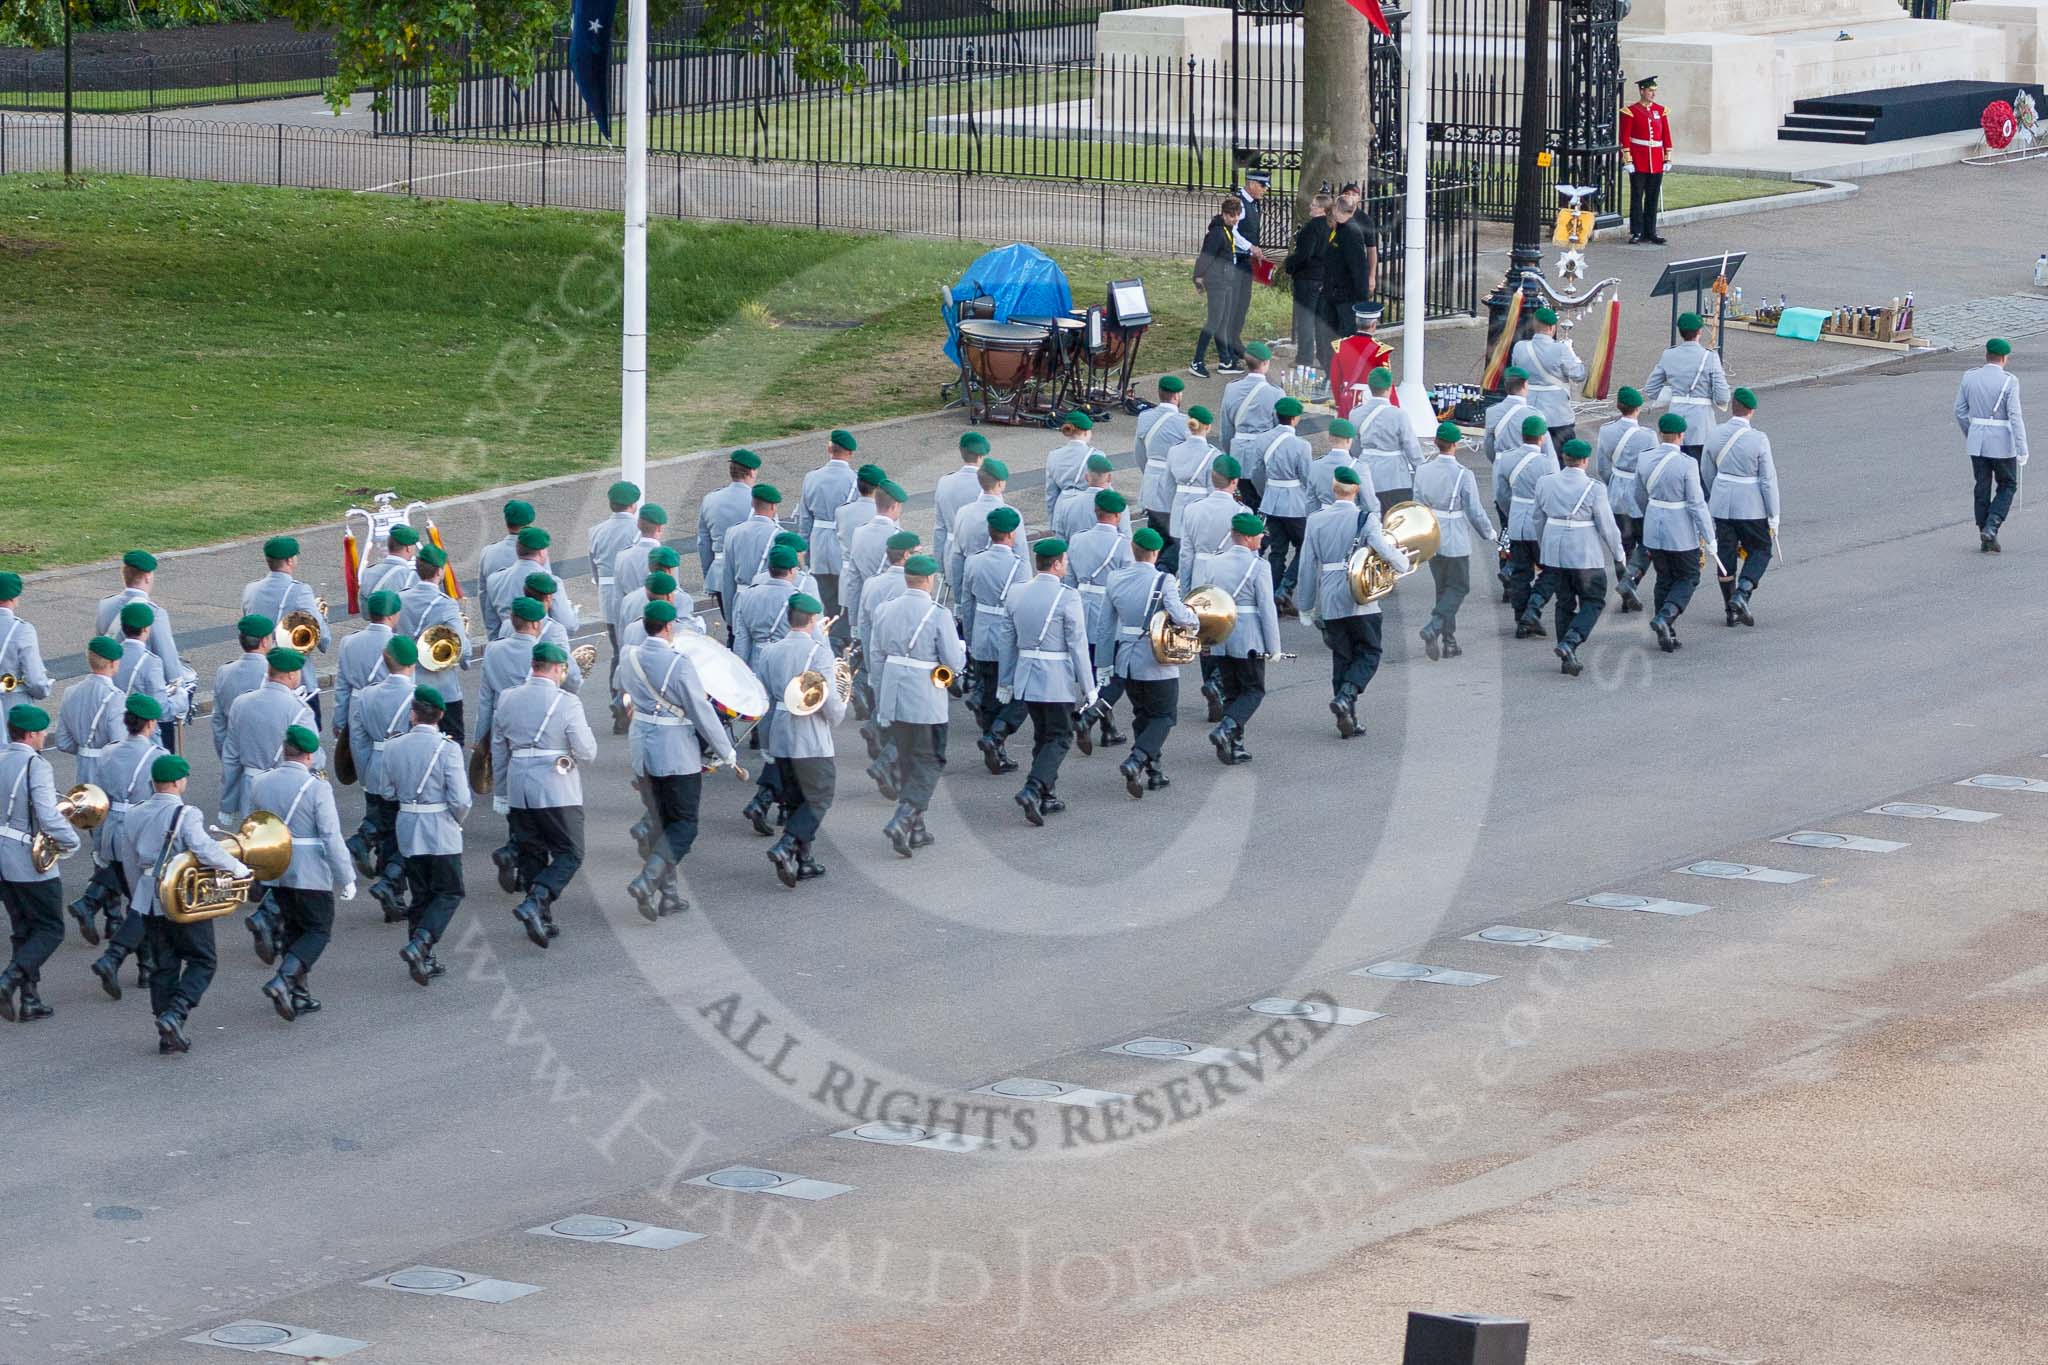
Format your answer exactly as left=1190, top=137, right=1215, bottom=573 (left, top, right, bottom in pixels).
left=620, top=0, right=649, bottom=488
left=1394, top=0, right=1435, bottom=435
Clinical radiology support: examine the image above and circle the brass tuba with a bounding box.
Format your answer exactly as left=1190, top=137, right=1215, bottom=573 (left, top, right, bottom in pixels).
left=279, top=609, right=323, bottom=653
left=1149, top=585, right=1237, bottom=666
left=783, top=659, right=855, bottom=717
left=30, top=783, right=110, bottom=873
left=1347, top=502, right=1441, bottom=604
left=418, top=624, right=465, bottom=671
left=161, top=812, right=294, bottom=924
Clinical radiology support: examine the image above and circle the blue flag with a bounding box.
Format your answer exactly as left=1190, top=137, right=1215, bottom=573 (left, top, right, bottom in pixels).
left=569, top=0, right=618, bottom=140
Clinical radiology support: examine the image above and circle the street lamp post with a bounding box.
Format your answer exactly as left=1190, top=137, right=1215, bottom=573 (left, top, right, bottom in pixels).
left=1482, top=0, right=1550, bottom=386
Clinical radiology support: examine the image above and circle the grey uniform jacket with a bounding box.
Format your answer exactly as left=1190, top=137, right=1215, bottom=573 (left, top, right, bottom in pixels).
left=1258, top=433, right=1315, bottom=518
left=121, top=794, right=248, bottom=917
left=1042, top=439, right=1094, bottom=522
left=831, top=497, right=879, bottom=587
left=609, top=537, right=661, bottom=627
left=946, top=494, right=1008, bottom=595
left=799, top=461, right=859, bottom=577
left=1349, top=397, right=1424, bottom=493
left=1175, top=490, right=1243, bottom=595
left=962, top=544, right=1025, bottom=661
left=1303, top=500, right=1404, bottom=621
left=1108, top=563, right=1197, bottom=683
left=842, top=513, right=901, bottom=634
left=1233, top=424, right=1288, bottom=491
left=1638, top=446, right=1717, bottom=552
left=1054, top=486, right=1131, bottom=544
left=477, top=535, right=520, bottom=621
left=222, top=680, right=323, bottom=819
left=1411, top=455, right=1497, bottom=557
left=383, top=724, right=470, bottom=856
left=490, top=676, right=598, bottom=810
left=698, top=481, right=757, bottom=587
left=1955, top=363, right=2028, bottom=462
left=1494, top=444, right=1561, bottom=541
left=333, top=625, right=392, bottom=733
left=1592, top=417, right=1657, bottom=518
left=358, top=555, right=416, bottom=609
left=588, top=510, right=643, bottom=627
left=488, top=618, right=585, bottom=694
left=721, top=514, right=783, bottom=610
left=96, top=735, right=165, bottom=864
left=210, top=653, right=268, bottom=761
left=0, top=609, right=50, bottom=700
left=855, top=568, right=908, bottom=651
left=621, top=638, right=735, bottom=778
left=1136, top=403, right=1190, bottom=514
left=1308, top=450, right=1366, bottom=513
left=474, top=635, right=539, bottom=767
left=1511, top=334, right=1587, bottom=428
left=731, top=576, right=799, bottom=668
left=0, top=744, right=77, bottom=883
left=994, top=574, right=1095, bottom=703
left=1195, top=545, right=1282, bottom=658
left=242, top=571, right=331, bottom=652
left=1643, top=341, right=1731, bottom=445
left=1529, top=467, right=1626, bottom=569
left=1166, top=436, right=1225, bottom=532
left=347, top=675, right=420, bottom=800
left=932, top=465, right=983, bottom=573
left=1480, top=397, right=1548, bottom=467
left=53, top=674, right=125, bottom=790
left=867, top=590, right=967, bottom=726
left=1701, top=418, right=1780, bottom=522
left=114, top=640, right=172, bottom=722
left=1218, top=374, right=1282, bottom=450
left=1064, top=523, right=1132, bottom=658
left=95, top=589, right=192, bottom=691
left=247, top=764, right=351, bottom=891
left=486, top=560, right=574, bottom=638
left=398, top=580, right=470, bottom=706
left=758, top=628, right=845, bottom=760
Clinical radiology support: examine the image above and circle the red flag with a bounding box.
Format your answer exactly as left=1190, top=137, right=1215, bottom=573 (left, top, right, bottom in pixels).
left=1342, top=0, right=1392, bottom=37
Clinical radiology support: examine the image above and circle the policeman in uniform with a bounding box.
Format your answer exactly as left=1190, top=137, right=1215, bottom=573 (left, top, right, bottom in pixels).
left=0, top=573, right=50, bottom=700
left=123, top=753, right=251, bottom=1053
left=756, top=593, right=844, bottom=887
left=1702, top=387, right=1780, bottom=627
left=1955, top=337, right=2028, bottom=550
left=1217, top=341, right=1282, bottom=456
left=53, top=634, right=128, bottom=940
left=477, top=500, right=537, bottom=630
left=1643, top=313, right=1730, bottom=459
left=699, top=449, right=763, bottom=629
left=1349, top=369, right=1424, bottom=515
left=490, top=643, right=597, bottom=948
left=242, top=536, right=331, bottom=724
left=587, top=480, right=644, bottom=657
left=383, top=686, right=469, bottom=986
left=934, top=433, right=990, bottom=577
left=870, top=555, right=966, bottom=856
left=1303, top=467, right=1409, bottom=738
left=84, top=694, right=168, bottom=997
left=1619, top=75, right=1673, bottom=244
left=0, top=704, right=79, bottom=1023
left=964, top=508, right=1027, bottom=774
left=346, top=636, right=420, bottom=921
left=1043, top=411, right=1099, bottom=523
left=1055, top=452, right=1130, bottom=543
left=1592, top=387, right=1657, bottom=594
left=1495, top=413, right=1562, bottom=632
left=1064, top=494, right=1133, bottom=753
left=210, top=615, right=277, bottom=801
left=1411, top=422, right=1497, bottom=659
left=1520, top=439, right=1628, bottom=676
left=1197, top=512, right=1283, bottom=764
left=1638, top=412, right=1721, bottom=652
left=721, top=484, right=786, bottom=622
left=799, top=430, right=860, bottom=632
left=97, top=551, right=195, bottom=753
left=842, top=479, right=907, bottom=639
left=1136, top=375, right=1191, bottom=548
left=357, top=523, right=421, bottom=607
left=248, top=725, right=353, bottom=1021
left=1106, top=527, right=1197, bottom=797
left=621, top=601, right=738, bottom=917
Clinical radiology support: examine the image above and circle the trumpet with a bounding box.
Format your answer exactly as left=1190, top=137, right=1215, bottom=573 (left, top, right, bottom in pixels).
left=279, top=609, right=323, bottom=653
left=418, top=623, right=465, bottom=671
left=553, top=754, right=577, bottom=776
left=29, top=783, right=110, bottom=873
left=160, top=812, right=294, bottom=924
left=570, top=643, right=598, bottom=672
left=0, top=674, right=15, bottom=693
left=930, top=663, right=955, bottom=689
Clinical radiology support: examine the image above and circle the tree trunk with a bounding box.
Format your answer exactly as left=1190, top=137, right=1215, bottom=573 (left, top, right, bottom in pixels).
left=1298, top=0, right=1372, bottom=214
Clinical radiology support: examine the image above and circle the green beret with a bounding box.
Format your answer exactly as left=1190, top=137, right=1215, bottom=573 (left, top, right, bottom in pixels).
left=510, top=596, right=546, bottom=623
left=1367, top=366, right=1393, bottom=389
left=263, top=535, right=300, bottom=561
left=608, top=479, right=641, bottom=505
left=904, top=554, right=940, bottom=577
left=1988, top=337, right=2012, bottom=356
left=644, top=600, right=680, bottom=627
left=413, top=685, right=445, bottom=710
left=122, top=549, right=158, bottom=572
left=830, top=429, right=858, bottom=452
left=283, top=724, right=321, bottom=756
left=1187, top=405, right=1215, bottom=425
left=730, top=448, right=763, bottom=471
left=237, top=613, right=275, bottom=638
left=959, top=432, right=990, bottom=456
left=1158, top=375, right=1185, bottom=393
left=1231, top=512, right=1267, bottom=537
left=1032, top=537, right=1068, bottom=558
left=1658, top=413, right=1689, bottom=435
left=1085, top=452, right=1115, bottom=474
left=0, top=572, right=23, bottom=600
left=1095, top=489, right=1128, bottom=513
left=119, top=602, right=155, bottom=631
left=1333, top=466, right=1361, bottom=486
left=1274, top=397, right=1304, bottom=419
left=753, top=484, right=783, bottom=505
left=880, top=480, right=909, bottom=505
left=387, top=524, right=421, bottom=547
left=1435, top=421, right=1463, bottom=444
left=1534, top=307, right=1559, bottom=325
left=1327, top=418, right=1357, bottom=439
left=532, top=642, right=570, bottom=666
left=503, top=500, right=536, bottom=528
left=151, top=754, right=190, bottom=784
left=7, top=703, right=50, bottom=733
left=87, top=636, right=122, bottom=663
left=1521, top=414, right=1550, bottom=439
left=1132, top=527, right=1165, bottom=552
left=645, top=572, right=677, bottom=596
left=1561, top=439, right=1592, bottom=461
left=266, top=646, right=306, bottom=673
left=1504, top=366, right=1529, bottom=382
left=775, top=531, right=808, bottom=552
left=885, top=530, right=921, bottom=552
left=1213, top=453, right=1242, bottom=479
left=856, top=463, right=887, bottom=486
left=524, top=572, right=558, bottom=597
left=788, top=592, right=824, bottom=615
left=981, top=458, right=1009, bottom=481
left=1064, top=410, right=1094, bottom=431
left=1677, top=311, right=1703, bottom=332
left=124, top=693, right=162, bottom=721
left=384, top=635, right=419, bottom=666
left=640, top=502, right=668, bottom=526
left=1616, top=386, right=1643, bottom=408
left=1732, top=387, right=1758, bottom=410
left=364, top=591, right=402, bottom=618
left=767, top=545, right=800, bottom=571
left=416, top=543, right=448, bottom=569
left=1245, top=341, right=1273, bottom=362
left=517, top=526, right=551, bottom=551
left=987, top=506, right=1022, bottom=534
left=649, top=546, right=682, bottom=569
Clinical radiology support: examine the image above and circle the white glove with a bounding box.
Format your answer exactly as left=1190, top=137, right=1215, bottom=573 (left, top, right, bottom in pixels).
left=1767, top=516, right=1781, bottom=533
left=995, top=685, right=1013, bottom=705
left=493, top=795, right=510, bottom=816
left=1094, top=666, right=1112, bottom=689
left=340, top=882, right=358, bottom=902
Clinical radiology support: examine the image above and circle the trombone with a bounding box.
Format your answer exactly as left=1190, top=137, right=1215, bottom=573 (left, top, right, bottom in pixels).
left=29, top=783, right=110, bottom=873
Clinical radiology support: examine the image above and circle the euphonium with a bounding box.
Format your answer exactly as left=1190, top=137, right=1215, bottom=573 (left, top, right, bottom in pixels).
left=1149, top=585, right=1237, bottom=665
left=279, top=609, right=323, bottom=653
left=418, top=624, right=464, bottom=671
left=160, top=812, right=294, bottom=924
left=1346, top=502, right=1441, bottom=605
left=29, top=783, right=110, bottom=873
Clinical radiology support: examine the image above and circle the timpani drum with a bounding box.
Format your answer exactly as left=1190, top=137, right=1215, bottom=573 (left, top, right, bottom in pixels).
left=958, top=318, right=1051, bottom=425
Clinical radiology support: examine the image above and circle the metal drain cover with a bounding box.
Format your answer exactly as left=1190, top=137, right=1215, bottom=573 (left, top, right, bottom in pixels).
left=210, top=1324, right=294, bottom=1347
left=1878, top=802, right=1943, bottom=817
left=1783, top=831, right=1848, bottom=847
left=1122, top=1038, right=1195, bottom=1056
left=1249, top=997, right=1318, bottom=1017
left=704, top=1167, right=785, bottom=1190
left=549, top=1216, right=631, bottom=1239
left=387, top=1268, right=466, bottom=1291
left=1366, top=962, right=1436, bottom=979
left=1968, top=774, right=2033, bottom=789
left=1687, top=861, right=1753, bottom=876
left=852, top=1122, right=931, bottom=1143
left=1477, top=926, right=1548, bottom=943
left=989, top=1079, right=1067, bottom=1099
left=1579, top=893, right=1649, bottom=909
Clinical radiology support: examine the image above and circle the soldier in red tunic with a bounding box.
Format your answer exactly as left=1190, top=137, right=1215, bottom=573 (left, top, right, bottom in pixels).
left=1619, top=75, right=1673, bottom=245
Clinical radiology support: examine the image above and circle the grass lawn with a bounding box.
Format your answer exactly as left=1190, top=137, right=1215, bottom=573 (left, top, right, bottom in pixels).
left=0, top=174, right=1289, bottom=571
left=1663, top=174, right=1805, bottom=212
left=2, top=78, right=333, bottom=112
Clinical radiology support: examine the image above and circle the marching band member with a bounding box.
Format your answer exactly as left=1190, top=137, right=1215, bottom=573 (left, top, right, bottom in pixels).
left=869, top=555, right=965, bottom=856
left=357, top=523, right=420, bottom=606
left=1643, top=313, right=1730, bottom=460
left=485, top=527, right=569, bottom=639
left=1136, top=375, right=1190, bottom=552
left=1165, top=405, right=1224, bottom=559
left=1593, top=387, right=1657, bottom=597
left=333, top=593, right=396, bottom=764
left=621, top=601, right=736, bottom=918
left=1511, top=309, right=1587, bottom=446
left=113, top=602, right=174, bottom=737
left=732, top=544, right=806, bottom=671
left=1054, top=452, right=1129, bottom=544
left=1196, top=512, right=1282, bottom=765
left=1702, top=388, right=1780, bottom=627
left=933, top=434, right=989, bottom=580
left=615, top=549, right=686, bottom=635
left=84, top=695, right=167, bottom=997
left=609, top=501, right=669, bottom=643
left=1254, top=411, right=1314, bottom=613
left=1307, top=416, right=1361, bottom=514
left=346, top=636, right=420, bottom=922
left=720, top=485, right=785, bottom=624
left=1639, top=412, right=1721, bottom=653
left=241, top=536, right=331, bottom=725
left=1107, top=527, right=1196, bottom=797
left=1411, top=422, right=1496, bottom=660
left=1173, top=455, right=1245, bottom=718
left=477, top=500, right=537, bottom=636
left=846, top=532, right=913, bottom=802
left=210, top=618, right=279, bottom=816
left=399, top=546, right=472, bottom=741
left=476, top=595, right=551, bottom=817
left=1064, top=493, right=1133, bottom=753
left=97, top=557, right=194, bottom=753
left=831, top=463, right=886, bottom=625
left=490, top=644, right=596, bottom=949
left=1302, top=467, right=1406, bottom=739
left=219, top=646, right=320, bottom=964
left=0, top=704, right=79, bottom=1023
left=587, top=481, right=644, bottom=663
left=1350, top=369, right=1424, bottom=515
left=0, top=572, right=50, bottom=700
left=857, top=532, right=916, bottom=631
left=699, top=449, right=762, bottom=628
left=798, top=431, right=860, bottom=640
left=842, top=479, right=907, bottom=640
left=1043, top=411, right=1098, bottom=523
left=964, top=508, right=1027, bottom=776
left=756, top=594, right=844, bottom=887
left=54, top=636, right=128, bottom=941
left=247, top=725, right=353, bottom=1021
left=1956, top=338, right=2028, bottom=551
left=1520, top=439, right=1628, bottom=677
left=1495, top=414, right=1561, bottom=633
left=944, top=460, right=1010, bottom=598
left=1217, top=342, right=1282, bottom=453
left=387, top=686, right=471, bottom=987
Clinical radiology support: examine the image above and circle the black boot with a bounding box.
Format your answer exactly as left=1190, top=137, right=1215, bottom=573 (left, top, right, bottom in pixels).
left=1074, top=713, right=1094, bottom=757
left=1202, top=681, right=1224, bottom=724
left=866, top=755, right=899, bottom=800
left=90, top=949, right=124, bottom=1001
left=1098, top=713, right=1126, bottom=747
left=1556, top=640, right=1584, bottom=676
left=1618, top=581, right=1644, bottom=613
left=17, top=986, right=52, bottom=1022
left=400, top=932, right=434, bottom=987
left=978, top=729, right=1007, bottom=775
left=263, top=954, right=305, bottom=1022
left=883, top=802, right=917, bottom=857
left=1039, top=790, right=1067, bottom=815
left=1016, top=781, right=1045, bottom=826
left=156, top=1008, right=191, bottom=1053
left=345, top=831, right=377, bottom=880
left=1145, top=762, right=1171, bottom=791
left=1421, top=623, right=1442, bottom=661
left=909, top=814, right=934, bottom=849
left=628, top=854, right=670, bottom=922
left=1730, top=588, right=1755, bottom=626
left=67, top=884, right=103, bottom=946
left=657, top=886, right=690, bottom=917
left=1208, top=721, right=1235, bottom=765
left=1119, top=753, right=1146, bottom=799
left=289, top=966, right=321, bottom=1016
left=859, top=719, right=882, bottom=760
left=767, top=834, right=801, bottom=889
left=0, top=966, right=21, bottom=1023
left=369, top=876, right=406, bottom=923
left=1227, top=731, right=1252, bottom=765
left=1651, top=608, right=1677, bottom=653
left=1330, top=689, right=1360, bottom=739
left=629, top=814, right=654, bottom=860
left=796, top=852, right=828, bottom=879
left=1515, top=613, right=1546, bottom=639
left=1443, top=635, right=1463, bottom=658
left=512, top=890, right=551, bottom=949
left=246, top=899, right=279, bottom=966
left=492, top=844, right=522, bottom=895
left=611, top=697, right=633, bottom=735
left=742, top=790, right=777, bottom=837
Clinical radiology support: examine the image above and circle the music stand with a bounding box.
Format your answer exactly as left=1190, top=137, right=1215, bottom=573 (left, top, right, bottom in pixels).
left=1650, top=252, right=1747, bottom=359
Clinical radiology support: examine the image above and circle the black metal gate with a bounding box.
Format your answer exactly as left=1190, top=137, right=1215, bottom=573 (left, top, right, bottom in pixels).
left=1227, top=0, right=1303, bottom=196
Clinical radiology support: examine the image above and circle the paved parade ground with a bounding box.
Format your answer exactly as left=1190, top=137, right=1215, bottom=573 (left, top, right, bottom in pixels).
left=4, top=152, right=2048, bottom=1363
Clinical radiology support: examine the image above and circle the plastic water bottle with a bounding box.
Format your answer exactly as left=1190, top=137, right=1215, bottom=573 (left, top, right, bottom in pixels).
left=2035, top=254, right=2048, bottom=288
left=1732, top=286, right=1743, bottom=316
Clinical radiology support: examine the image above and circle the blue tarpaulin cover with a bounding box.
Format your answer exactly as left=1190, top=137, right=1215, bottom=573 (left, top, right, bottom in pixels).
left=942, top=244, right=1075, bottom=366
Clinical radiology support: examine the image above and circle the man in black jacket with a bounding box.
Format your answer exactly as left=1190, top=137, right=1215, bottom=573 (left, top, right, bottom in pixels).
left=1317, top=196, right=1375, bottom=371
left=1191, top=196, right=1247, bottom=379
left=1283, top=189, right=1333, bottom=368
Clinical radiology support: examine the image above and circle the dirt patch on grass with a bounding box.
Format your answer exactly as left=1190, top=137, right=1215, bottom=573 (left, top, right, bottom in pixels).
left=0, top=236, right=61, bottom=258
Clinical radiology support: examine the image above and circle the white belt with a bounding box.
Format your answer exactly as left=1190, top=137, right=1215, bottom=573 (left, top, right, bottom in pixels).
left=1265, top=478, right=1301, bottom=488
left=636, top=714, right=691, bottom=727
left=977, top=605, right=1009, bottom=617
left=886, top=654, right=938, bottom=668
left=1079, top=584, right=1106, bottom=596
left=597, top=576, right=615, bottom=586
left=1555, top=518, right=1593, bottom=528
left=78, top=746, right=106, bottom=759
left=0, top=827, right=28, bottom=845
left=1610, top=469, right=1638, bottom=482
left=512, top=747, right=566, bottom=759
left=1648, top=498, right=1688, bottom=510
left=813, top=518, right=837, bottom=529
left=399, top=802, right=447, bottom=814
left=108, top=801, right=134, bottom=814
left=1670, top=396, right=1711, bottom=407
left=1511, top=495, right=1535, bottom=505
left=1360, top=448, right=1398, bottom=460
left=1319, top=562, right=1348, bottom=572
left=372, top=740, right=393, bottom=752
left=1019, top=649, right=1069, bottom=662
left=1717, top=475, right=1759, bottom=485
left=1176, top=483, right=1205, bottom=494
left=1971, top=418, right=2012, bottom=429
left=1528, top=383, right=1564, bottom=394
left=1630, top=137, right=1661, bottom=147
left=1118, top=625, right=1147, bottom=637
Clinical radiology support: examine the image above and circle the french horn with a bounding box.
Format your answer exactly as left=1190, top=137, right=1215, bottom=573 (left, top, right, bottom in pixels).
left=1346, top=502, right=1441, bottom=605
left=161, top=812, right=294, bottom=924
left=418, top=623, right=465, bottom=671
left=783, top=659, right=855, bottom=717
left=29, top=783, right=109, bottom=873
left=1149, top=585, right=1236, bottom=666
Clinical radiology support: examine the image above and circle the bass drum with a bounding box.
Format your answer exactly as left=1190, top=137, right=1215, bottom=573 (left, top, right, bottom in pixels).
left=669, top=632, right=771, bottom=722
